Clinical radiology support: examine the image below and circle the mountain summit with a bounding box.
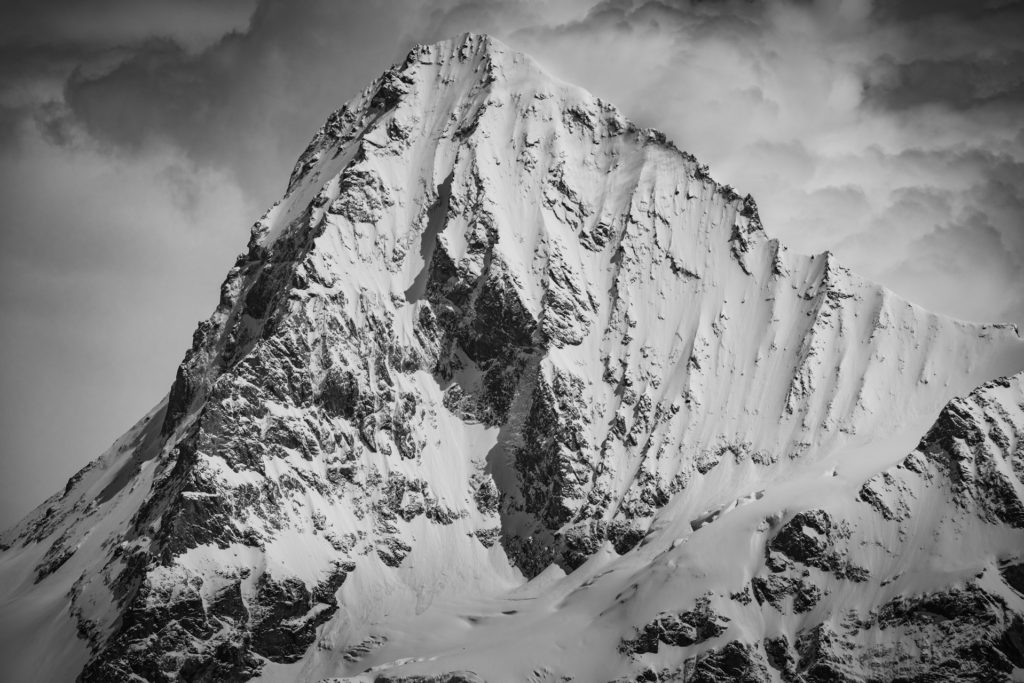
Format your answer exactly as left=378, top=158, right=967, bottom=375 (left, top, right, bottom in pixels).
left=2, top=33, right=1024, bottom=682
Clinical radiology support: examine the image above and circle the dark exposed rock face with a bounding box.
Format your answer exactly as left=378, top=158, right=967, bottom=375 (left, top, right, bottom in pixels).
left=423, top=243, right=540, bottom=427
left=745, top=509, right=867, bottom=615
left=763, top=635, right=795, bottom=677
left=621, top=595, right=730, bottom=655
left=622, top=641, right=771, bottom=683
left=80, top=561, right=354, bottom=682
left=622, top=592, right=1024, bottom=683
left=774, top=584, right=1024, bottom=683
left=250, top=568, right=348, bottom=662
left=857, top=374, right=1024, bottom=531
left=916, top=384, right=1024, bottom=528
left=372, top=672, right=485, bottom=683
left=1001, top=561, right=1024, bottom=596
left=516, top=368, right=591, bottom=530
left=689, top=642, right=771, bottom=683
left=751, top=572, right=824, bottom=614
left=767, top=510, right=868, bottom=581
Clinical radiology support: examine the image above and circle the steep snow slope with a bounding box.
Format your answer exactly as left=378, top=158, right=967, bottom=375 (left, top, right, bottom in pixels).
left=322, top=372, right=1024, bottom=682
left=1, top=33, right=1022, bottom=683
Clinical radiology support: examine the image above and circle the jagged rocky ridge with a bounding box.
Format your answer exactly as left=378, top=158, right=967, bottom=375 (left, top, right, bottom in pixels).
left=1, top=33, right=1023, bottom=682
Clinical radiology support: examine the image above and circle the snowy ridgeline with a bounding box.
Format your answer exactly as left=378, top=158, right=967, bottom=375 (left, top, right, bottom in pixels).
left=1, top=33, right=1023, bottom=683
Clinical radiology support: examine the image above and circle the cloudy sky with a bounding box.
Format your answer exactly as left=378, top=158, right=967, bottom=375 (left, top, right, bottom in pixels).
left=1, top=0, right=1022, bottom=529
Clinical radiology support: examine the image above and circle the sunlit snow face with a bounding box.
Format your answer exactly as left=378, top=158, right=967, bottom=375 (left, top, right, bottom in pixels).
left=0, top=0, right=1022, bottom=529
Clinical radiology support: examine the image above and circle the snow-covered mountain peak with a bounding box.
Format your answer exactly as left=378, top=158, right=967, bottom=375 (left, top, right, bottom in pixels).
left=2, top=34, right=1023, bottom=683
left=269, top=31, right=744, bottom=245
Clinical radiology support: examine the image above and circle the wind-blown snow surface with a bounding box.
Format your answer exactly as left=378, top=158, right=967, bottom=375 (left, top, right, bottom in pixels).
left=2, top=33, right=1024, bottom=682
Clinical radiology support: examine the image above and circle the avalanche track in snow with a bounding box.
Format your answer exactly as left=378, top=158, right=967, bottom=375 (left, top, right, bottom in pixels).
left=2, top=33, right=1024, bottom=683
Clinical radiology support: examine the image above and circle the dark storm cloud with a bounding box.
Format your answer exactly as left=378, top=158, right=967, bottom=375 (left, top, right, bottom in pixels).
left=0, top=0, right=260, bottom=528
left=0, top=0, right=257, bottom=50
left=1, top=0, right=1022, bottom=528
left=61, top=0, right=435, bottom=204
left=870, top=53, right=1024, bottom=110
left=0, top=0, right=257, bottom=120
left=871, top=0, right=1024, bottom=25
left=862, top=1, right=1024, bottom=112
